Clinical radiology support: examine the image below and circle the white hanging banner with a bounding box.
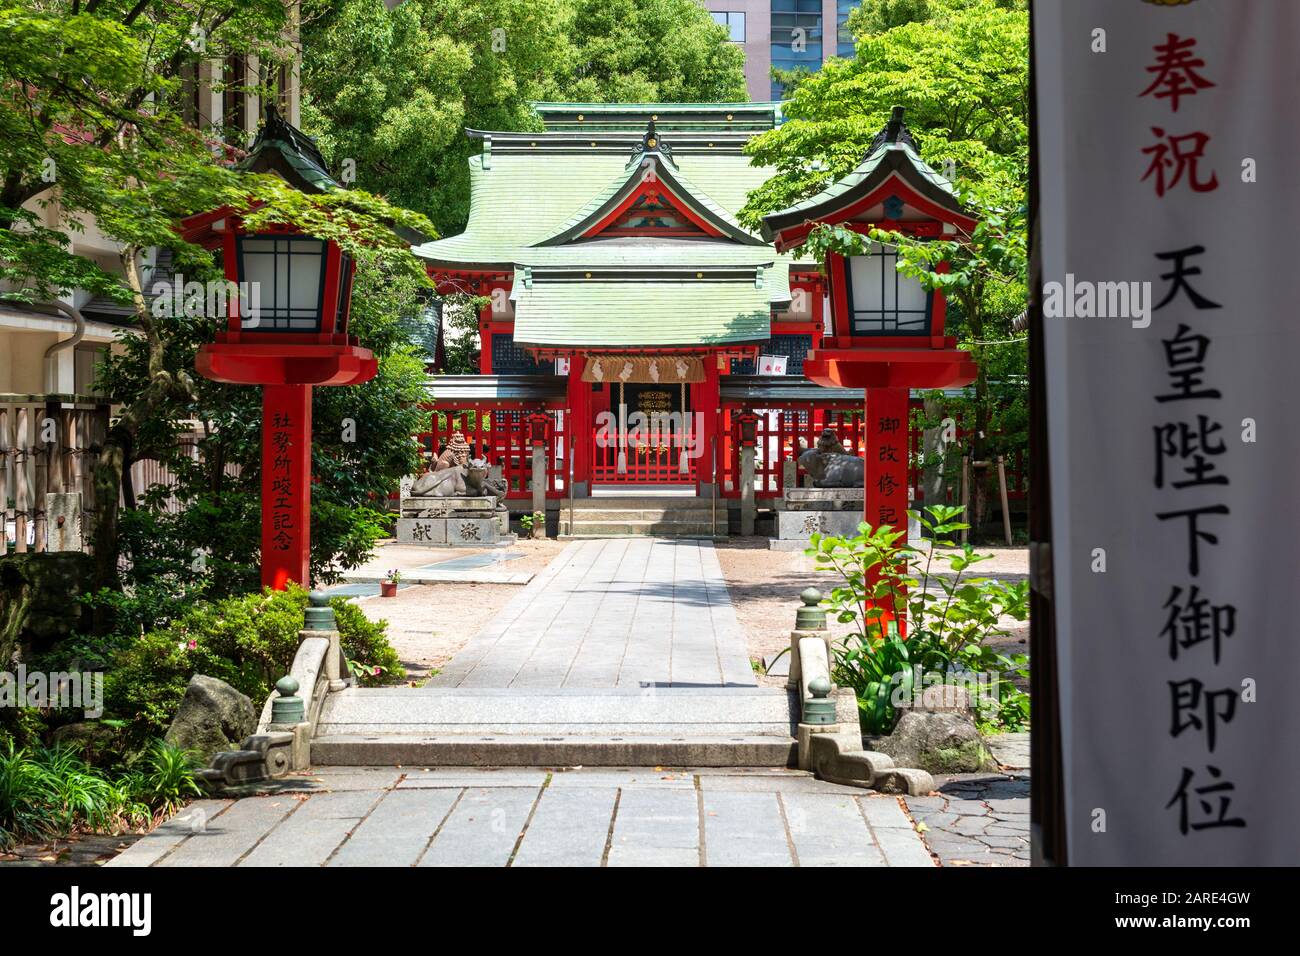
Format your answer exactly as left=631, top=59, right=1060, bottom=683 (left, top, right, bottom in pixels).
left=1036, top=0, right=1300, bottom=865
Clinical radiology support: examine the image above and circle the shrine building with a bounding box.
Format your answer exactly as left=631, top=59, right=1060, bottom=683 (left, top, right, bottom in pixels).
left=415, top=102, right=984, bottom=529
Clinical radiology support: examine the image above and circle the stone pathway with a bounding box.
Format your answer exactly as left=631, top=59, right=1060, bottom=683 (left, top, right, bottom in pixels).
left=429, top=539, right=755, bottom=689
left=107, top=767, right=935, bottom=868
left=901, top=733, right=1031, bottom=866
left=904, top=772, right=1031, bottom=866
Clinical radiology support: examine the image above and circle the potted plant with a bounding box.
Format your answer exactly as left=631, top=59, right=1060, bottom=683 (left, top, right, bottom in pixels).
left=380, top=569, right=401, bottom=597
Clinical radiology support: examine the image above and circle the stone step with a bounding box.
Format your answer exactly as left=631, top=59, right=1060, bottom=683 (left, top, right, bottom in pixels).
left=571, top=496, right=721, bottom=510
left=562, top=521, right=727, bottom=536
left=311, top=735, right=796, bottom=767
left=566, top=508, right=723, bottom=522
left=312, top=687, right=797, bottom=767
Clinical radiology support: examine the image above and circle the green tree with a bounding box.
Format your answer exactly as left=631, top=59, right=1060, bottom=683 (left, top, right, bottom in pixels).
left=740, top=0, right=1028, bottom=533
left=0, top=1, right=433, bottom=602
left=559, top=0, right=746, bottom=104
left=300, top=0, right=746, bottom=233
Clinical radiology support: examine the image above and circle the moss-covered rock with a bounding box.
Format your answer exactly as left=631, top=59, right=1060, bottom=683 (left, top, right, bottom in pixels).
left=870, top=710, right=998, bottom=774
left=163, top=675, right=257, bottom=763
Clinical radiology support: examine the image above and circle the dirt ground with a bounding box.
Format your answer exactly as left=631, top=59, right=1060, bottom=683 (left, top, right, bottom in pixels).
left=351, top=537, right=568, bottom=682
left=714, top=540, right=1030, bottom=688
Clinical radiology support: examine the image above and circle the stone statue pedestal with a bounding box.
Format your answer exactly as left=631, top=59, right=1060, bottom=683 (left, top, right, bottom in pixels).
left=772, top=487, right=867, bottom=551
left=396, top=495, right=512, bottom=547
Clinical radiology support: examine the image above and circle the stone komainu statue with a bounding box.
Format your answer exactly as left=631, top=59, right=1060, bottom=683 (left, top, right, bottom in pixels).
left=797, top=427, right=866, bottom=489
left=408, top=431, right=506, bottom=506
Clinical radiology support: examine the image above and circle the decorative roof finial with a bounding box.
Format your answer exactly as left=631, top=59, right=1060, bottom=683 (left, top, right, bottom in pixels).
left=631, top=117, right=674, bottom=165
left=885, top=106, right=906, bottom=143
left=867, top=105, right=918, bottom=155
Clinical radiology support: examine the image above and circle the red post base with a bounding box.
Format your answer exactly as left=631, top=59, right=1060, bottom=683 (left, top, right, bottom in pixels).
left=864, top=387, right=910, bottom=636
left=261, top=384, right=313, bottom=591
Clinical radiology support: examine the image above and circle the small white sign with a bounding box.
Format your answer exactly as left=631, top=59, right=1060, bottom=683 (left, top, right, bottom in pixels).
left=757, top=354, right=787, bottom=376
left=555, top=357, right=571, bottom=376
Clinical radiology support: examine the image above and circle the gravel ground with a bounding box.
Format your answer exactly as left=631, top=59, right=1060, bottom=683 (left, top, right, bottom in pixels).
left=349, top=537, right=569, bottom=682
left=714, top=539, right=1029, bottom=687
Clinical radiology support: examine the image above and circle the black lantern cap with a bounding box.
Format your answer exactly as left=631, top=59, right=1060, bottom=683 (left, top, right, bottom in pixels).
left=238, top=104, right=339, bottom=193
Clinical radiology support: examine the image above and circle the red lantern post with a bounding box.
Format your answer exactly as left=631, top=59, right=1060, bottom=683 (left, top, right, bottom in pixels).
left=181, top=110, right=379, bottom=590
left=762, top=108, right=980, bottom=627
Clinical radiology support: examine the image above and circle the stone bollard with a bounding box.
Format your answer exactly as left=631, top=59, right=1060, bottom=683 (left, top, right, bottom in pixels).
left=787, top=587, right=831, bottom=693
left=740, top=445, right=756, bottom=536
left=305, top=590, right=346, bottom=692
left=531, top=444, right=547, bottom=537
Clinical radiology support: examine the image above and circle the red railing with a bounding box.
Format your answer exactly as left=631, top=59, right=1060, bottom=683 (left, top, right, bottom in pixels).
left=590, top=430, right=699, bottom=484
left=718, top=401, right=1027, bottom=503
left=718, top=404, right=864, bottom=498
left=416, top=404, right=567, bottom=498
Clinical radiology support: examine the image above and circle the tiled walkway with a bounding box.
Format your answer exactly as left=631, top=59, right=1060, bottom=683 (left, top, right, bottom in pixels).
left=108, top=768, right=935, bottom=868
left=428, top=539, right=755, bottom=689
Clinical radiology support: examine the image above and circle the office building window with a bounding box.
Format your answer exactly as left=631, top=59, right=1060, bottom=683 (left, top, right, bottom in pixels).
left=837, top=0, right=862, bottom=58
left=770, top=0, right=823, bottom=98
left=711, top=11, right=746, bottom=42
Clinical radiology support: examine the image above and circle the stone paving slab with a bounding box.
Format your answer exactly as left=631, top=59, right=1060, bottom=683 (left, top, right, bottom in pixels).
left=510, top=788, right=616, bottom=868
left=418, top=787, right=539, bottom=868
left=109, top=768, right=941, bottom=868
left=903, top=772, right=1030, bottom=867
left=327, top=789, right=459, bottom=867
left=428, top=539, right=755, bottom=689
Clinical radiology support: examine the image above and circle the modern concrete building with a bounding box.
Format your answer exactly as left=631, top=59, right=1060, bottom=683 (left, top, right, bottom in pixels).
left=705, top=0, right=864, bottom=101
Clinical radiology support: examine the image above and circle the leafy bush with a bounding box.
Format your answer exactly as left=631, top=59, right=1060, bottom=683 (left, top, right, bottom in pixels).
left=808, top=505, right=1030, bottom=734
left=104, top=586, right=404, bottom=745
left=0, top=739, right=201, bottom=848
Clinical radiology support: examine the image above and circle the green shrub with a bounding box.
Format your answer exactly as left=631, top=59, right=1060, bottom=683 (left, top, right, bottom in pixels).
left=0, top=741, right=149, bottom=848
left=333, top=597, right=404, bottom=687
left=808, top=505, right=1030, bottom=734
left=103, top=585, right=405, bottom=744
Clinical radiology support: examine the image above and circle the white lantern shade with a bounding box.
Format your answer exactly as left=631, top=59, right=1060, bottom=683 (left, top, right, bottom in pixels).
left=846, top=243, right=930, bottom=335
left=236, top=235, right=327, bottom=332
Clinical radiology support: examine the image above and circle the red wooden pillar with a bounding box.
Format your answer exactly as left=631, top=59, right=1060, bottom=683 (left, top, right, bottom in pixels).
left=697, top=358, right=722, bottom=495
left=864, top=386, right=910, bottom=536
left=565, top=354, right=591, bottom=495
left=864, top=386, right=910, bottom=636
left=262, top=383, right=313, bottom=591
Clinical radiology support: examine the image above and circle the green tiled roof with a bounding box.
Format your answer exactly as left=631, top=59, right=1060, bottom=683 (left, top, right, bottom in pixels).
left=511, top=271, right=772, bottom=348
left=534, top=151, right=765, bottom=248
left=413, top=104, right=817, bottom=348
left=531, top=102, right=783, bottom=132
left=413, top=150, right=785, bottom=264
left=760, top=112, right=971, bottom=240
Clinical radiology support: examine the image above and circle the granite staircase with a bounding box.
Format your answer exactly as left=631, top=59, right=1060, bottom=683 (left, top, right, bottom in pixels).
left=310, top=686, right=797, bottom=767
left=558, top=495, right=728, bottom=538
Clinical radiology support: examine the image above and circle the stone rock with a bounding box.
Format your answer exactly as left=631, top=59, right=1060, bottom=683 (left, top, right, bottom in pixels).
left=49, top=721, right=119, bottom=760
left=797, top=447, right=865, bottom=489
left=164, top=675, right=257, bottom=763
left=872, top=710, right=996, bottom=774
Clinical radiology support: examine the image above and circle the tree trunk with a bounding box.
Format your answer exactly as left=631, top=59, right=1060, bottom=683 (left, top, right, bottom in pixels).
left=91, top=428, right=129, bottom=610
